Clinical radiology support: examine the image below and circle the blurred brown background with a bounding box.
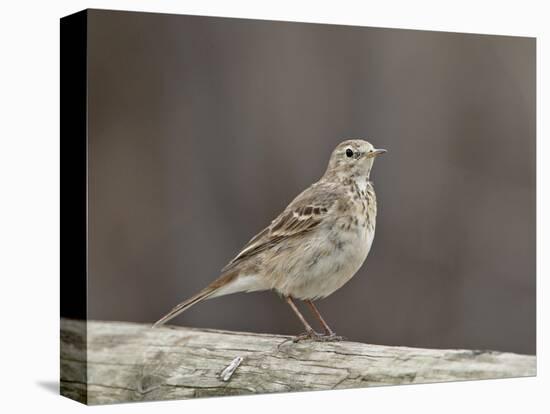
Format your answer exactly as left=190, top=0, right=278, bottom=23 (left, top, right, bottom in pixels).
left=87, top=10, right=535, bottom=354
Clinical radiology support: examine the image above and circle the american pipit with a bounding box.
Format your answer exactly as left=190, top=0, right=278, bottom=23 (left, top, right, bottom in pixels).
left=154, top=139, right=386, bottom=341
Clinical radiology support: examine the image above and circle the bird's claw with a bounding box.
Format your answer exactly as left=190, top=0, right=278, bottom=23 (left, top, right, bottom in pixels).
left=320, top=333, right=345, bottom=342
left=292, top=330, right=322, bottom=342
left=292, top=331, right=345, bottom=343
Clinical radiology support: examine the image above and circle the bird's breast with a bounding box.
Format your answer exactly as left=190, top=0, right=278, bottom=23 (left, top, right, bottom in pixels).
left=265, top=182, right=378, bottom=300
left=272, top=200, right=376, bottom=300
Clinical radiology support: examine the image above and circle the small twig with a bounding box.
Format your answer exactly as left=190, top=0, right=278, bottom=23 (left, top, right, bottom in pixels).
left=219, top=356, right=244, bottom=382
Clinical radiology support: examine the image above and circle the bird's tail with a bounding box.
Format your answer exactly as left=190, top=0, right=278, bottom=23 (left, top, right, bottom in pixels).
left=152, top=271, right=240, bottom=328
left=152, top=287, right=216, bottom=328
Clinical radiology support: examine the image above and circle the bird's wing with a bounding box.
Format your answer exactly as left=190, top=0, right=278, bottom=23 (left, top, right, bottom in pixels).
left=221, top=182, right=343, bottom=272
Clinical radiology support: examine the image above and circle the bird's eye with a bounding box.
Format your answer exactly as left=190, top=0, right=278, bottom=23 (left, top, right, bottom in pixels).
left=346, top=148, right=354, bottom=158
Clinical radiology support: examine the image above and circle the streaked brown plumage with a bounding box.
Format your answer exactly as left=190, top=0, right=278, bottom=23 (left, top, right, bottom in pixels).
left=153, top=139, right=386, bottom=341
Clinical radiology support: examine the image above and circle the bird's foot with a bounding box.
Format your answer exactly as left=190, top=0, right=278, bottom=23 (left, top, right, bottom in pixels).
left=292, top=330, right=345, bottom=343
left=292, top=330, right=324, bottom=343
left=317, top=333, right=345, bottom=342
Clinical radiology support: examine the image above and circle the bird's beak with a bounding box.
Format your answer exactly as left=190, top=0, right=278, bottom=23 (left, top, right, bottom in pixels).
left=368, top=148, right=387, bottom=158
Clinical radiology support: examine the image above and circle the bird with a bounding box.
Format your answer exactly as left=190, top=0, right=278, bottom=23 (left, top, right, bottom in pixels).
left=153, top=139, right=386, bottom=341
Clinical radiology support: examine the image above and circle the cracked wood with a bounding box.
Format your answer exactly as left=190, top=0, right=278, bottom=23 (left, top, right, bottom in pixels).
left=60, top=319, right=536, bottom=405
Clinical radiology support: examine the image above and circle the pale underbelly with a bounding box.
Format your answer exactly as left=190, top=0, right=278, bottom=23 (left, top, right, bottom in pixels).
left=271, top=224, right=375, bottom=300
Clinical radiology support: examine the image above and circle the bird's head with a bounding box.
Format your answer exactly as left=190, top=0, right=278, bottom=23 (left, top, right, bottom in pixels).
left=324, top=139, right=387, bottom=181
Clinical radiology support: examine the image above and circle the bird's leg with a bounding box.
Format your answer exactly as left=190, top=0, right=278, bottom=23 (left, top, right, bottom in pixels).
left=284, top=296, right=322, bottom=341
left=304, top=300, right=344, bottom=341
left=305, top=300, right=334, bottom=336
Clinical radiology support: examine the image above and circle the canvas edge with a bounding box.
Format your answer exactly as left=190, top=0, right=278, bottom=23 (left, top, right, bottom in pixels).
left=60, top=9, right=88, bottom=405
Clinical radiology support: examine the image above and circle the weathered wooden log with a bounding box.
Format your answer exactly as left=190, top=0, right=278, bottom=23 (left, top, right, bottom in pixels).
left=60, top=318, right=536, bottom=405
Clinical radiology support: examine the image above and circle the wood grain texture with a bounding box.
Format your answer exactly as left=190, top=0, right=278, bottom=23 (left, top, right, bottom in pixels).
left=60, top=318, right=536, bottom=405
